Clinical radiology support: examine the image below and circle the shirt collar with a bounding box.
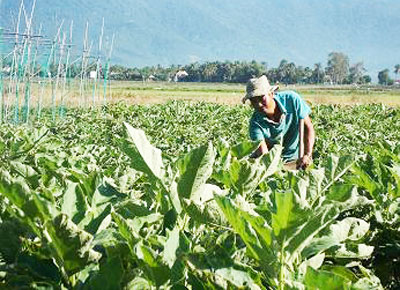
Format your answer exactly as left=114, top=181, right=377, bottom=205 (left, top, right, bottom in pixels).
left=273, top=94, right=287, bottom=115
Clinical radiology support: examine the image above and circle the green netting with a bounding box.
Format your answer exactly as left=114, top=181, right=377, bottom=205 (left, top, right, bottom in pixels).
left=0, top=28, right=3, bottom=123
left=1, top=15, right=113, bottom=125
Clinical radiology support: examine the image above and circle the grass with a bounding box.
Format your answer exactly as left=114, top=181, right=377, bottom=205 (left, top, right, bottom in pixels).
left=110, top=81, right=400, bottom=106
left=2, top=80, right=400, bottom=109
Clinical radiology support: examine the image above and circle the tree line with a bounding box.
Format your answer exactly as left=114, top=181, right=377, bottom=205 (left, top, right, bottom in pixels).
left=2, top=51, right=399, bottom=85
left=108, top=52, right=399, bottom=85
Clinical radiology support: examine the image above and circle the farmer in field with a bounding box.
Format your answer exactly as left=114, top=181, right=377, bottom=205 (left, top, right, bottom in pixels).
left=243, top=75, right=315, bottom=169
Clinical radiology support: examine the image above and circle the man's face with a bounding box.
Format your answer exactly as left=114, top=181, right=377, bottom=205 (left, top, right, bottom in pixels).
left=250, top=93, right=272, bottom=114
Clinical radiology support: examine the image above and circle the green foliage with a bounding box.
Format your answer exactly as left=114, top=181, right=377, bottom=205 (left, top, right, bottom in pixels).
left=0, top=102, right=399, bottom=288
left=108, top=55, right=380, bottom=85
left=378, top=69, right=393, bottom=85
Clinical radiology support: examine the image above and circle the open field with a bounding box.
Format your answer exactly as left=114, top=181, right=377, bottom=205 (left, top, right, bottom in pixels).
left=3, top=81, right=400, bottom=111
left=109, top=81, right=400, bottom=106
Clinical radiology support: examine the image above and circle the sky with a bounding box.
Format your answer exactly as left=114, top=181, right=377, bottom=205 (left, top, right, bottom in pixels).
left=1, top=0, right=399, bottom=81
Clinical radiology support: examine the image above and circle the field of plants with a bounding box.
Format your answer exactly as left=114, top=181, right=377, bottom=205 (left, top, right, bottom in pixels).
left=108, top=82, right=400, bottom=106
left=1, top=101, right=400, bottom=289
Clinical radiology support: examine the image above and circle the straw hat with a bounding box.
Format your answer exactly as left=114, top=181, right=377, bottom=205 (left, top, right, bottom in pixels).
left=242, top=75, right=279, bottom=103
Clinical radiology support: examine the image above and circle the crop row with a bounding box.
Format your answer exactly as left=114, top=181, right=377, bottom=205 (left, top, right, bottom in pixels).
left=0, top=101, right=399, bottom=289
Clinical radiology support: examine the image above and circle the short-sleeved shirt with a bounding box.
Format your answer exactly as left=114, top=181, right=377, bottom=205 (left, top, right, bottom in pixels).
left=249, top=90, right=311, bottom=161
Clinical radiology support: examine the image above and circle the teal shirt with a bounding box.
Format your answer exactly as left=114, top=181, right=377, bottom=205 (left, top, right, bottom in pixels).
left=249, top=90, right=311, bottom=161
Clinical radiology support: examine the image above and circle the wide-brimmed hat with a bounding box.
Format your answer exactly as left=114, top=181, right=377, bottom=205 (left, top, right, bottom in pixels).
left=242, top=75, right=279, bottom=103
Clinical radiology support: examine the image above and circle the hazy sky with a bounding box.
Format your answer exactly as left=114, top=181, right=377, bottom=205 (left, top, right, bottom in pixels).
left=1, top=0, right=399, bottom=80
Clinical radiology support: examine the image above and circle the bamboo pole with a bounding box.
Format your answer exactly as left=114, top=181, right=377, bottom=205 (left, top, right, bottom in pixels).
left=0, top=28, right=3, bottom=123
left=103, top=33, right=114, bottom=107
left=49, top=21, right=64, bottom=121
left=60, top=21, right=73, bottom=117
left=80, top=21, right=89, bottom=107
left=298, top=119, right=305, bottom=159
left=22, top=0, right=37, bottom=123
left=2, top=5, right=113, bottom=122
left=92, top=18, right=105, bottom=108
left=31, top=25, right=42, bottom=119
left=12, top=0, right=24, bottom=124
left=54, top=32, right=66, bottom=120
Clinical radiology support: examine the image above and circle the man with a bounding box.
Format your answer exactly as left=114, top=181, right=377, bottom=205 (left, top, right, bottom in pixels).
left=243, top=75, right=315, bottom=169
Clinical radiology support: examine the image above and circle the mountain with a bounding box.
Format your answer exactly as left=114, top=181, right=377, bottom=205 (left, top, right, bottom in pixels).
left=1, top=0, right=399, bottom=78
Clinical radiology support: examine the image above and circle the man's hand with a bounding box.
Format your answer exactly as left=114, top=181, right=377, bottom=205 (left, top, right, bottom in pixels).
left=297, top=154, right=312, bottom=170
left=250, top=140, right=270, bottom=158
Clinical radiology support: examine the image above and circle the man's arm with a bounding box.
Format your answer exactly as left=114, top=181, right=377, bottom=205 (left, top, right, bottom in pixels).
left=298, top=115, right=315, bottom=168
left=250, top=139, right=272, bottom=158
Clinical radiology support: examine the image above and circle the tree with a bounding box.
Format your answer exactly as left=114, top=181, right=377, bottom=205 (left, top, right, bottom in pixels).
left=394, top=64, right=400, bottom=80
left=184, top=62, right=202, bottom=82
left=277, top=60, right=297, bottom=84
left=326, top=52, right=349, bottom=84
left=348, top=62, right=366, bottom=84
left=277, top=59, right=288, bottom=83
left=378, top=69, right=392, bottom=85
left=216, top=62, right=234, bottom=82
left=311, top=63, right=325, bottom=84
left=202, top=62, right=218, bottom=82
left=362, top=75, right=372, bottom=83
left=267, top=67, right=279, bottom=84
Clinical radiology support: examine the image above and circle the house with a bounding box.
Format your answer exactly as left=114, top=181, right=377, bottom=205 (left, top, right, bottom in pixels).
left=174, top=70, right=188, bottom=82
left=147, top=74, right=157, bottom=81
left=89, top=71, right=97, bottom=79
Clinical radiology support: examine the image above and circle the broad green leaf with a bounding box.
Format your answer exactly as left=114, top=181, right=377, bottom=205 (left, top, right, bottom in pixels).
left=61, top=181, right=87, bottom=223
left=177, top=142, right=215, bottom=199
left=9, top=161, right=37, bottom=177
left=215, top=196, right=275, bottom=275
left=320, top=265, right=358, bottom=282
left=115, top=199, right=151, bottom=218
left=123, top=122, right=164, bottom=180
left=111, top=212, right=139, bottom=252
left=30, top=193, right=59, bottom=222
left=91, top=182, right=124, bottom=207
left=170, top=260, right=186, bottom=286
left=228, top=158, right=266, bottom=195
left=350, top=165, right=382, bottom=203
left=304, top=266, right=352, bottom=289
left=322, top=155, right=355, bottom=193
left=126, top=277, right=152, bottom=290
left=214, top=267, right=261, bottom=290
left=331, top=243, right=374, bottom=259
left=271, top=191, right=305, bottom=240
left=135, top=242, right=170, bottom=286
left=46, top=214, right=101, bottom=275
left=230, top=140, right=261, bottom=159
left=93, top=229, right=131, bottom=258
left=84, top=204, right=112, bottom=235
left=261, top=144, right=283, bottom=177
left=163, top=227, right=181, bottom=268
left=16, top=253, right=61, bottom=284
left=352, top=264, right=384, bottom=289
left=85, top=255, right=123, bottom=290
left=169, top=181, right=183, bottom=214
left=190, top=183, right=223, bottom=205
left=0, top=219, right=26, bottom=263
left=129, top=213, right=163, bottom=235
left=0, top=169, right=30, bottom=208
left=68, top=170, right=101, bottom=200
left=163, top=227, right=190, bottom=268
left=215, top=137, right=231, bottom=171
left=298, top=253, right=325, bottom=276
left=302, top=218, right=370, bottom=259
left=285, top=205, right=339, bottom=263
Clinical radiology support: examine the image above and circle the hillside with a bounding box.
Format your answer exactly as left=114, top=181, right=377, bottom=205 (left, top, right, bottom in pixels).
left=1, top=0, right=399, bottom=77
